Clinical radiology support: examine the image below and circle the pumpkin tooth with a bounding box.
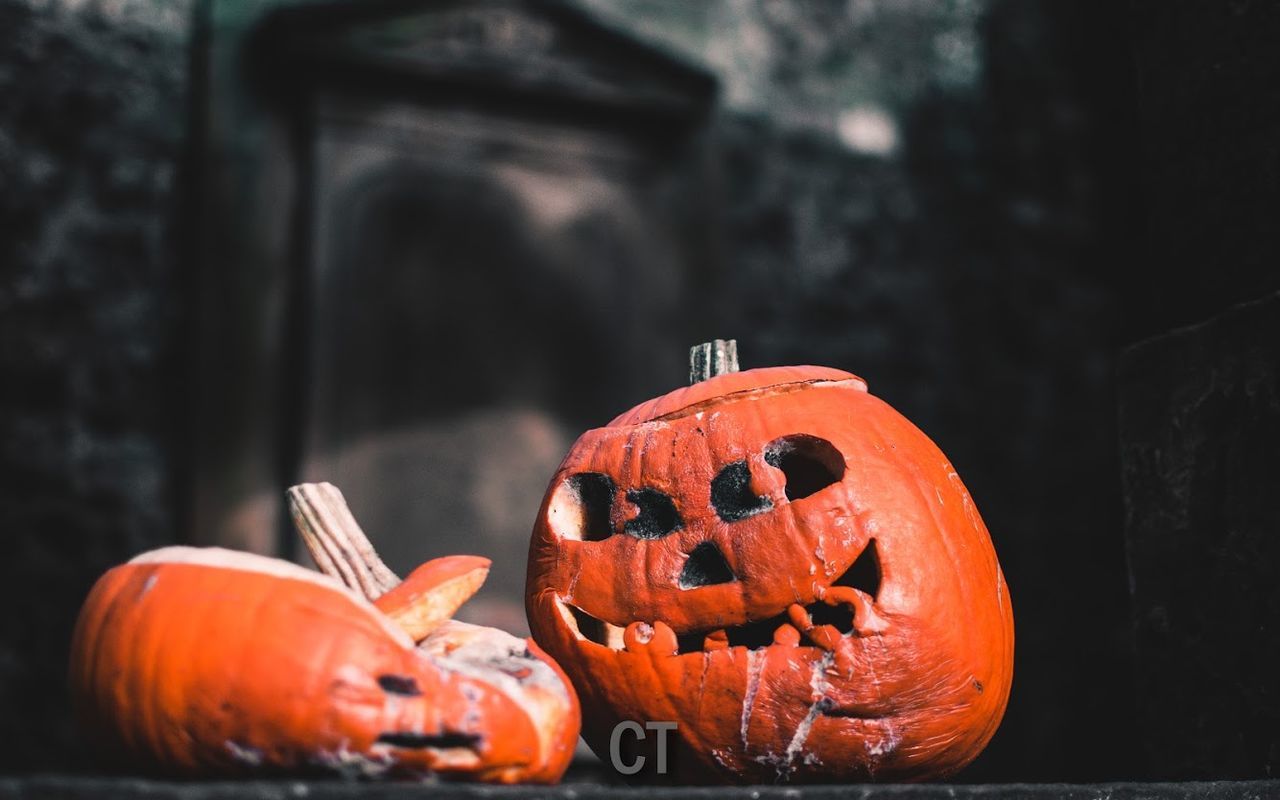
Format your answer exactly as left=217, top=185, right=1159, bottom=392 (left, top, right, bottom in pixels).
left=820, top=586, right=866, bottom=607
left=703, top=629, right=730, bottom=650
left=649, top=620, right=679, bottom=655
left=622, top=621, right=653, bottom=651
left=806, top=624, right=843, bottom=651
left=773, top=623, right=802, bottom=646
left=787, top=603, right=814, bottom=632
left=820, top=585, right=890, bottom=635
left=622, top=621, right=678, bottom=655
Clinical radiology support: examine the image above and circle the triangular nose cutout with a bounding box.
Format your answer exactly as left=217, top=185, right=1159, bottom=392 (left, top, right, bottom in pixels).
left=679, top=542, right=736, bottom=589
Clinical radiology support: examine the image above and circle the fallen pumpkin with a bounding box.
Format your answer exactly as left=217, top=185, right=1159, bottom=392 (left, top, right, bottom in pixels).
left=526, top=340, right=1013, bottom=783
left=70, top=482, right=579, bottom=782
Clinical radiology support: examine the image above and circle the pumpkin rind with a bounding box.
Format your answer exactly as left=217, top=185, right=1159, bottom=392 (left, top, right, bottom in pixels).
left=526, top=368, right=1013, bottom=783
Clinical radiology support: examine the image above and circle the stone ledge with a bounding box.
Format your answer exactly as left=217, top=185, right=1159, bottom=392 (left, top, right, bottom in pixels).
left=1, top=777, right=1278, bottom=800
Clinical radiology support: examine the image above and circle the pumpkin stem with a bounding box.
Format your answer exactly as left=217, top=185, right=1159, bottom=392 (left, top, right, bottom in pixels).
left=689, top=339, right=739, bottom=384
left=287, top=482, right=400, bottom=601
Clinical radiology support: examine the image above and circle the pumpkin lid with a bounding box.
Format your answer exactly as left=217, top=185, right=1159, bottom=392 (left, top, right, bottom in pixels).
left=608, top=365, right=866, bottom=427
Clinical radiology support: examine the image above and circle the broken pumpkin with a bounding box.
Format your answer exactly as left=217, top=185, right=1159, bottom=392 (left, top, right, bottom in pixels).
left=70, top=482, right=579, bottom=783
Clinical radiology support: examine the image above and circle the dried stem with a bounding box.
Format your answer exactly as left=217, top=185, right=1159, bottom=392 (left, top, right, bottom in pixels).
left=689, top=339, right=739, bottom=384
left=287, top=482, right=400, bottom=601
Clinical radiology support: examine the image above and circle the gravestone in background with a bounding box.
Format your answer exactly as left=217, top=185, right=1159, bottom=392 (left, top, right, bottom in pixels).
left=194, top=0, right=718, bottom=633
left=1119, top=293, right=1280, bottom=779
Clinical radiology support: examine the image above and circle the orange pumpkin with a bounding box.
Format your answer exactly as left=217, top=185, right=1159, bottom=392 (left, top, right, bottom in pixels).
left=526, top=344, right=1013, bottom=783
left=71, top=483, right=579, bottom=783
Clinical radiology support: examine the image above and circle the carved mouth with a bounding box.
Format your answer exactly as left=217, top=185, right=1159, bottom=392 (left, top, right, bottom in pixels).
left=560, top=539, right=881, bottom=655
left=680, top=596, right=856, bottom=653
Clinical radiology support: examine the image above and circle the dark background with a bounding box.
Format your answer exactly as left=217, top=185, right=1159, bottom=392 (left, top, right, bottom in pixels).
left=2, top=0, right=1278, bottom=783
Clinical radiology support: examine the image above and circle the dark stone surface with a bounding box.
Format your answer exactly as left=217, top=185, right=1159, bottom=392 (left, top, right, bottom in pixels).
left=1, top=777, right=1278, bottom=800
left=1119, top=293, right=1280, bottom=780
left=0, top=0, right=194, bottom=774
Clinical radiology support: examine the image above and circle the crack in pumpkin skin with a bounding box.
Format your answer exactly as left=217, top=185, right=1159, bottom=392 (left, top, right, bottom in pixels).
left=526, top=367, right=1014, bottom=784
left=608, top=366, right=866, bottom=426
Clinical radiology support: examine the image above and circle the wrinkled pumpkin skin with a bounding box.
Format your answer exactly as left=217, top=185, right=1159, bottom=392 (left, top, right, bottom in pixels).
left=526, top=366, right=1013, bottom=783
left=71, top=547, right=579, bottom=782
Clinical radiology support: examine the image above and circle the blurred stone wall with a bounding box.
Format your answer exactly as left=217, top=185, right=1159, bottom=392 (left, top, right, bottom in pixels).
left=0, top=0, right=193, bottom=771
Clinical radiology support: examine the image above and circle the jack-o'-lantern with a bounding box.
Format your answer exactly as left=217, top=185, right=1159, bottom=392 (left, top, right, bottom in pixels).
left=526, top=341, right=1013, bottom=783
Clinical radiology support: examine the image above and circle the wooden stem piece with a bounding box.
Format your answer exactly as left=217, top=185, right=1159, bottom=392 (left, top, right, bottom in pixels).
left=287, top=482, right=400, bottom=601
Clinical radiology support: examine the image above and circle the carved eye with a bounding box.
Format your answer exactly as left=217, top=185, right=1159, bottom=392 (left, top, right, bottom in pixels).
left=624, top=489, right=683, bottom=539
left=835, top=538, right=882, bottom=599
left=710, top=460, right=773, bottom=522
left=764, top=434, right=845, bottom=501
left=679, top=542, right=736, bottom=589
left=549, top=472, right=615, bottom=541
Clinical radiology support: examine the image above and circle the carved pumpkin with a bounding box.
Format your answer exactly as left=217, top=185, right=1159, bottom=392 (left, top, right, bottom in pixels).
left=526, top=343, right=1013, bottom=783
left=71, top=483, right=579, bottom=783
